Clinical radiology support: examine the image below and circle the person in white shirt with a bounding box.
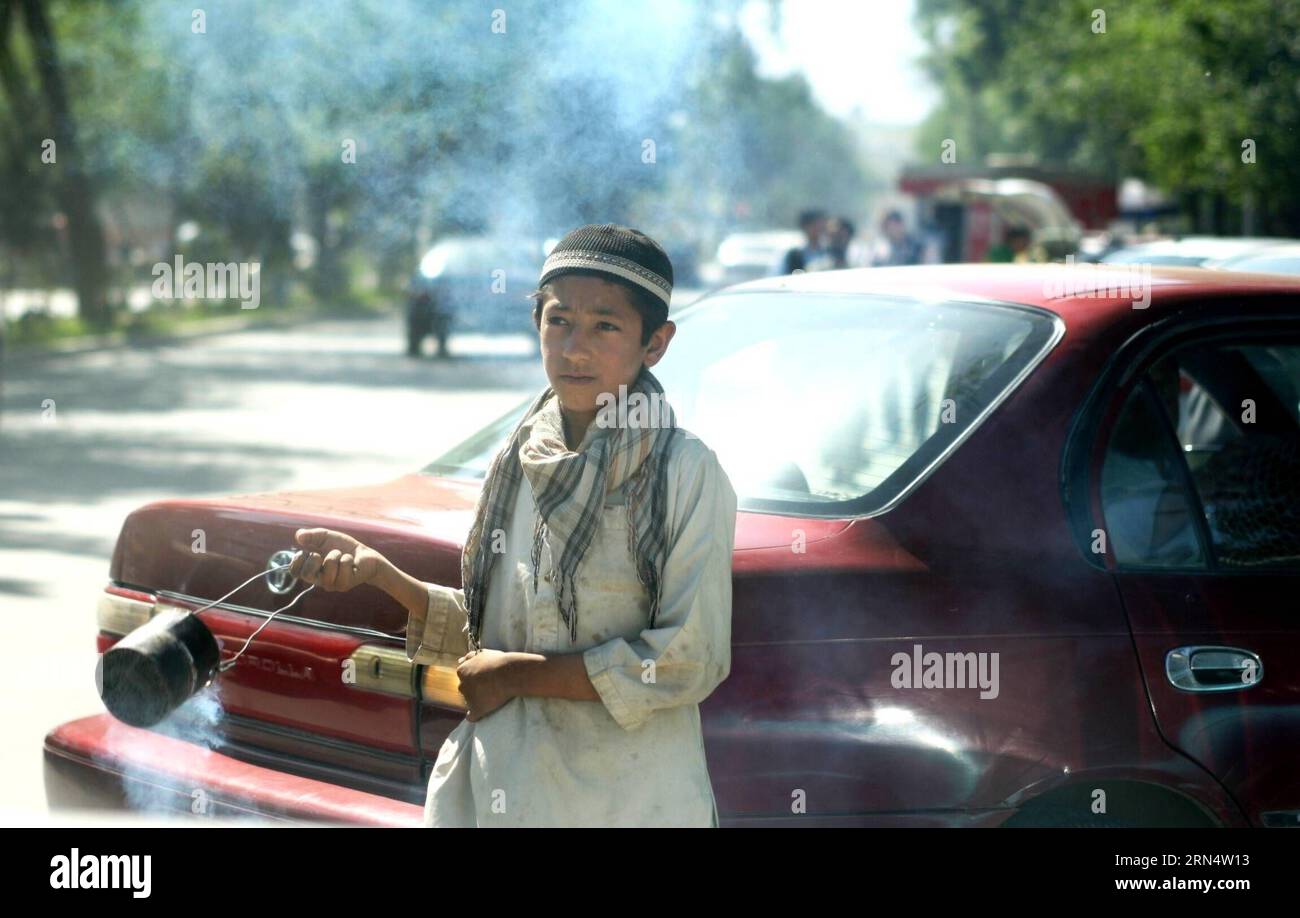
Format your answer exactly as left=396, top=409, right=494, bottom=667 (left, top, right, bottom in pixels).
left=289, top=224, right=737, bottom=827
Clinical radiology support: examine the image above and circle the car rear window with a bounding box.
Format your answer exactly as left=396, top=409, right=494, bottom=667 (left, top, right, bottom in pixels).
left=423, top=291, right=1061, bottom=517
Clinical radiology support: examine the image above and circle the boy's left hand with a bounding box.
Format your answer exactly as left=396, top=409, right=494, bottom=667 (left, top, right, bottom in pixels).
left=456, top=649, right=518, bottom=722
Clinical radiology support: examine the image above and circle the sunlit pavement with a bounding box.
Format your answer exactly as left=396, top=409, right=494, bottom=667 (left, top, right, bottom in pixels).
left=0, top=313, right=550, bottom=821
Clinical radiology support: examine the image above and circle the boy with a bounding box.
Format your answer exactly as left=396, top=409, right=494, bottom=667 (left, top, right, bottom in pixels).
left=291, top=224, right=737, bottom=827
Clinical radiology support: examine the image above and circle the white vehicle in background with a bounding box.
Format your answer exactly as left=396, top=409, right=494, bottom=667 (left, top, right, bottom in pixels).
left=698, top=230, right=805, bottom=289
left=1208, top=243, right=1300, bottom=277
left=1101, top=236, right=1300, bottom=268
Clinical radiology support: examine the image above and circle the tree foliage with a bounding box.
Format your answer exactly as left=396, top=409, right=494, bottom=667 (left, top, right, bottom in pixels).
left=0, top=0, right=870, bottom=319
left=915, top=0, right=1300, bottom=233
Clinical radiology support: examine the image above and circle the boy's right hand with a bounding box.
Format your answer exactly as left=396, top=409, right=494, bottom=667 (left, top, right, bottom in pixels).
left=290, top=528, right=386, bottom=592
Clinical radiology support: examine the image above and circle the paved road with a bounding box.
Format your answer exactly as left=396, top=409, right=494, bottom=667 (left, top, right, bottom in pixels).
left=0, top=315, right=550, bottom=822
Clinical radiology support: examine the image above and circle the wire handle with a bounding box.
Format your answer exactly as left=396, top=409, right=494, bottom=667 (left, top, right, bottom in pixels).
left=166, top=549, right=314, bottom=673
left=214, top=551, right=319, bottom=672
left=174, top=549, right=404, bottom=675
left=184, top=552, right=303, bottom=620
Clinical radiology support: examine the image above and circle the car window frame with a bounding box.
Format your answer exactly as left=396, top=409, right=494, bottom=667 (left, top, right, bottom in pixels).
left=1062, top=297, right=1300, bottom=574
left=1100, top=372, right=1216, bottom=569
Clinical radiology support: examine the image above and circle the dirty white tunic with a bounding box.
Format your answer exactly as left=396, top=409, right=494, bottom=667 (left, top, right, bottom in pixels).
left=405, top=429, right=737, bottom=827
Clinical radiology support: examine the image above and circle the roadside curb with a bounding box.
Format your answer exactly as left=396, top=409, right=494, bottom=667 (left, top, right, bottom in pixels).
left=0, top=309, right=384, bottom=368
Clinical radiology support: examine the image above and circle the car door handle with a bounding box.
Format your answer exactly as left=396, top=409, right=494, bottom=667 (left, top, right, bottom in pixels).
left=1166, top=646, right=1263, bottom=692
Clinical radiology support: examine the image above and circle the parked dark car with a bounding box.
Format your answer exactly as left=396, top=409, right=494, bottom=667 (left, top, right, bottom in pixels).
left=46, top=264, right=1300, bottom=826
left=406, top=235, right=548, bottom=357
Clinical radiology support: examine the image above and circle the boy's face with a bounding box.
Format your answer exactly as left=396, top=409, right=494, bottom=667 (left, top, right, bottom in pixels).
left=538, top=274, right=674, bottom=422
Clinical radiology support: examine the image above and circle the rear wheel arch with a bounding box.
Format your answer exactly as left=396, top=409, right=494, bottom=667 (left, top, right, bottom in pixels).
left=1001, top=778, right=1222, bottom=827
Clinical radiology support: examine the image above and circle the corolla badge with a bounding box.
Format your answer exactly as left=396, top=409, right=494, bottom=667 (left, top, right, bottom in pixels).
left=266, top=549, right=298, bottom=595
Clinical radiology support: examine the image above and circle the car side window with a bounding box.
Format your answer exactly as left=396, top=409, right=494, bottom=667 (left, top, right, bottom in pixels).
left=1100, top=380, right=1206, bottom=568
left=1099, top=341, right=1300, bottom=571
left=1173, top=344, right=1300, bottom=569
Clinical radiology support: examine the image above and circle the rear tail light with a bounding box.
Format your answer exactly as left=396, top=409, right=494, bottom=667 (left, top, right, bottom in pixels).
left=97, top=590, right=162, bottom=636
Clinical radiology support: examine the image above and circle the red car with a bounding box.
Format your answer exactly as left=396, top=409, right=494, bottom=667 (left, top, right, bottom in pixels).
left=46, top=264, right=1300, bottom=827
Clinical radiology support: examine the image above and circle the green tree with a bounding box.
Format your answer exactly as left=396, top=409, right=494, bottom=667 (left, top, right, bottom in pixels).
left=916, top=0, right=1300, bottom=234
left=2, top=0, right=871, bottom=323
left=0, top=0, right=109, bottom=325
left=657, top=24, right=872, bottom=239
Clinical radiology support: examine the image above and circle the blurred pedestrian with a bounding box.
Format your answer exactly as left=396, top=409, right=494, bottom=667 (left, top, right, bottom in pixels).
left=825, top=216, right=857, bottom=269
left=781, top=209, right=828, bottom=274
left=987, top=225, right=1030, bottom=262
left=872, top=210, right=924, bottom=266
left=992, top=226, right=1046, bottom=263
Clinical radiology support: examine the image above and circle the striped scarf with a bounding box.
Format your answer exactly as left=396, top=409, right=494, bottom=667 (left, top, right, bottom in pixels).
left=461, top=365, right=680, bottom=652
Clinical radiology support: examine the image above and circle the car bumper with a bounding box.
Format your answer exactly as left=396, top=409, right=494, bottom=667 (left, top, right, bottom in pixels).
left=44, top=714, right=423, bottom=827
